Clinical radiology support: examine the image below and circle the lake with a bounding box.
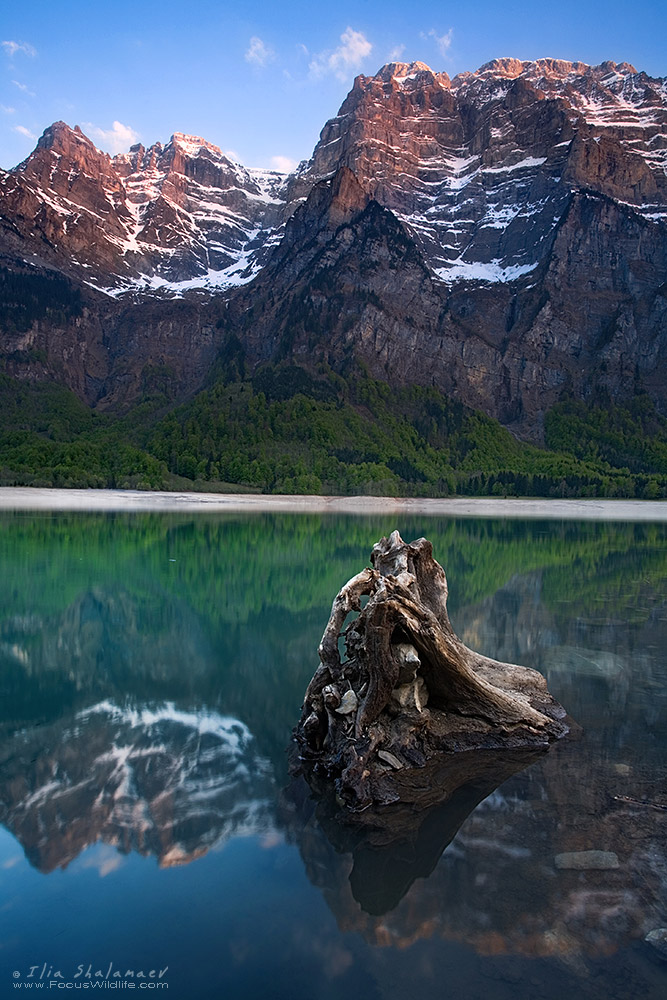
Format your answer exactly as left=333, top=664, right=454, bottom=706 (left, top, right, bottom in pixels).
left=1, top=509, right=666, bottom=999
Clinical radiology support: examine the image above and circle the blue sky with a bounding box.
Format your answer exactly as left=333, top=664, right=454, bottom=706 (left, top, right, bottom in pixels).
left=1, top=0, right=666, bottom=171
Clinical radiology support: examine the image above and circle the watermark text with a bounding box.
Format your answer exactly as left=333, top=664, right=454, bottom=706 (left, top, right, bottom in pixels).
left=11, top=964, right=168, bottom=991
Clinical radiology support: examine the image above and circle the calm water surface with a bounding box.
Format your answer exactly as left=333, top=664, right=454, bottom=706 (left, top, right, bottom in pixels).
left=0, top=512, right=666, bottom=999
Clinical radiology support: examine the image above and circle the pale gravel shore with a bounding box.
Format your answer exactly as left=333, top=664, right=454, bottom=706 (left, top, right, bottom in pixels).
left=0, top=487, right=666, bottom=520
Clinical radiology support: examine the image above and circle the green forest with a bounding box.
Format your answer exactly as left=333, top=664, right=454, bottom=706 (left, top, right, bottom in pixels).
left=1, top=361, right=667, bottom=498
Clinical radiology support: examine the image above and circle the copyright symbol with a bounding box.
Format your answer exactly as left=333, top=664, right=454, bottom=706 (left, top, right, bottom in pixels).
left=13, top=972, right=20, bottom=979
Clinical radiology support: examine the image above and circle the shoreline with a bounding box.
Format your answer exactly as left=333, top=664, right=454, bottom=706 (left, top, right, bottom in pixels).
left=0, top=487, right=666, bottom=520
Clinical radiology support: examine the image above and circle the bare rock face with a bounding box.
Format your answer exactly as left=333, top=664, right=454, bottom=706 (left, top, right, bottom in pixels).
left=292, top=532, right=568, bottom=828
left=289, top=58, right=667, bottom=283
left=3, top=56, right=664, bottom=298
left=0, top=123, right=135, bottom=280
left=1, top=57, right=666, bottom=433
left=225, top=58, right=667, bottom=437
left=0, top=123, right=288, bottom=289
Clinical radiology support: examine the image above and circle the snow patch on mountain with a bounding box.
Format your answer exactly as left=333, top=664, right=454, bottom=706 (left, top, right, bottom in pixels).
left=435, top=258, right=540, bottom=284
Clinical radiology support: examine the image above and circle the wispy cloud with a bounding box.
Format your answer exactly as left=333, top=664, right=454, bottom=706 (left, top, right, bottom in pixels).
left=245, top=36, right=274, bottom=68
left=12, top=80, right=36, bottom=97
left=83, top=120, right=140, bottom=154
left=2, top=40, right=37, bottom=58
left=79, top=845, right=125, bottom=878
left=271, top=154, right=297, bottom=173
left=13, top=124, right=36, bottom=140
left=1, top=104, right=16, bottom=114
left=388, top=45, right=406, bottom=62
left=309, top=27, right=373, bottom=82
left=422, top=28, right=454, bottom=58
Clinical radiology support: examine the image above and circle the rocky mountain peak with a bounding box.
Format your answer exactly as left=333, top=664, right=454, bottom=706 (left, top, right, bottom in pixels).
left=0, top=111, right=292, bottom=292
left=114, top=140, right=164, bottom=174
left=20, top=120, right=112, bottom=177
left=296, top=52, right=666, bottom=284
left=35, top=120, right=97, bottom=152
left=371, top=60, right=451, bottom=88
left=169, top=132, right=228, bottom=159
left=10, top=119, right=126, bottom=218
left=461, top=57, right=639, bottom=85
left=472, top=56, right=533, bottom=79
left=471, top=57, right=588, bottom=81
left=356, top=59, right=451, bottom=94
left=596, top=58, right=638, bottom=76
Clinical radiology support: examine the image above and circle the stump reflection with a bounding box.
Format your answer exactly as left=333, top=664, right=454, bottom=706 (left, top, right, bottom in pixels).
left=284, top=746, right=546, bottom=915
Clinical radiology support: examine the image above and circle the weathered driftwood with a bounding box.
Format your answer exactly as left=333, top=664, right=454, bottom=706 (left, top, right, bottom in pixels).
left=293, top=531, right=568, bottom=822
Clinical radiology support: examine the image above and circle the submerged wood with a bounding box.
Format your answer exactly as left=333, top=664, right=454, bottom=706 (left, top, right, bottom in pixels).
left=293, top=531, right=568, bottom=821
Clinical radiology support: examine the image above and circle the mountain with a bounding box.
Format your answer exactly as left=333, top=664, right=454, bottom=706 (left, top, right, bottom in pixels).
left=295, top=58, right=667, bottom=276
left=0, top=57, right=666, bottom=439
left=0, top=122, right=287, bottom=291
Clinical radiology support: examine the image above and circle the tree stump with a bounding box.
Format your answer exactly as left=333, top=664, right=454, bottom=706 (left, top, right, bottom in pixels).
left=292, top=531, right=569, bottom=823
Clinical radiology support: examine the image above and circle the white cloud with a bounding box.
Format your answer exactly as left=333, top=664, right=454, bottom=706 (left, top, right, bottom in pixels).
left=309, top=26, right=373, bottom=82
left=1, top=104, right=16, bottom=114
left=12, top=80, right=36, bottom=96
left=80, top=844, right=125, bottom=878
left=245, top=36, right=274, bottom=67
left=423, top=28, right=454, bottom=58
left=270, top=155, right=297, bottom=173
left=83, top=120, right=140, bottom=154
left=13, top=124, right=36, bottom=140
left=2, top=40, right=37, bottom=58
left=388, top=45, right=406, bottom=62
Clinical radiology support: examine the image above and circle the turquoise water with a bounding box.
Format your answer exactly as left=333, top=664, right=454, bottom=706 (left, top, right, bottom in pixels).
left=0, top=512, right=666, bottom=999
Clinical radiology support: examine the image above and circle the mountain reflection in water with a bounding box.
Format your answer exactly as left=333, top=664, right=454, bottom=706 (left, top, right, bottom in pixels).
left=0, top=512, right=666, bottom=997
left=0, top=701, right=276, bottom=872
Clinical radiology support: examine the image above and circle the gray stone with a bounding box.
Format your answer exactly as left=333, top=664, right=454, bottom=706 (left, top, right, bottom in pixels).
left=335, top=689, right=358, bottom=715
left=644, top=928, right=667, bottom=961
left=554, top=850, right=619, bottom=870
left=390, top=676, right=429, bottom=714
left=378, top=750, right=404, bottom=770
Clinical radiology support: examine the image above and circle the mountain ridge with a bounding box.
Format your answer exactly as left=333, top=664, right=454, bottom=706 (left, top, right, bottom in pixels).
left=3, top=56, right=665, bottom=294
left=0, top=55, right=666, bottom=442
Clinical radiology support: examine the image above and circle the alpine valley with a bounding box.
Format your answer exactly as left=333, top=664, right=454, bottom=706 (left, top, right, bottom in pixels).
left=2, top=57, right=667, bottom=496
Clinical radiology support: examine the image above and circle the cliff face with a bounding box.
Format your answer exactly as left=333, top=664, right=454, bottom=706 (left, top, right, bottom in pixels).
left=0, top=122, right=287, bottom=290
left=290, top=58, right=667, bottom=280
left=266, top=58, right=667, bottom=432
left=226, top=161, right=667, bottom=432
left=0, top=58, right=666, bottom=434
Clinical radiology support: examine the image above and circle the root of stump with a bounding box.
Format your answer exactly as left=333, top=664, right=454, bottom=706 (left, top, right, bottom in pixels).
left=292, top=531, right=569, bottom=820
